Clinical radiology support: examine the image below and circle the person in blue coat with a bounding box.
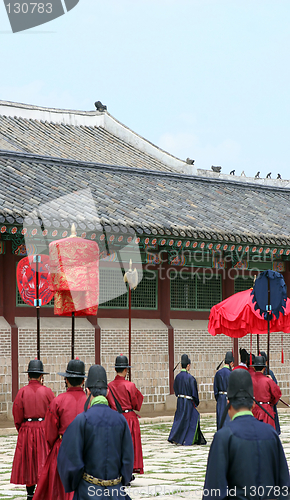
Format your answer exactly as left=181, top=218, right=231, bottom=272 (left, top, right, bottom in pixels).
left=168, top=354, right=206, bottom=446
left=57, top=364, right=134, bottom=500
left=260, top=351, right=281, bottom=434
left=203, top=369, right=290, bottom=500
left=213, top=351, right=234, bottom=430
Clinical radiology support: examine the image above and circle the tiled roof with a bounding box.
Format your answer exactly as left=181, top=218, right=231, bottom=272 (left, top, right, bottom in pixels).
left=0, top=101, right=192, bottom=174
left=0, top=116, right=177, bottom=172
left=0, top=150, right=290, bottom=246
left=0, top=134, right=22, bottom=152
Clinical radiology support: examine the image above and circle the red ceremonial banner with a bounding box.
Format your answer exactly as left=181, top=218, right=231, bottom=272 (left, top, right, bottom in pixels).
left=17, top=255, right=53, bottom=306
left=49, top=236, right=99, bottom=316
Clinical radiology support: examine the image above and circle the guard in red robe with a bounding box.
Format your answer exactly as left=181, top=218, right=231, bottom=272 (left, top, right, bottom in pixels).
left=251, top=356, right=281, bottom=428
left=33, top=358, right=87, bottom=500
left=10, top=359, right=55, bottom=500
left=107, top=355, right=144, bottom=475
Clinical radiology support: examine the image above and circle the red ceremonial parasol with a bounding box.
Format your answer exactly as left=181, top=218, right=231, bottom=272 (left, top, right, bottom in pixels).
left=208, top=288, right=290, bottom=339
left=49, top=224, right=99, bottom=358
left=17, top=254, right=53, bottom=359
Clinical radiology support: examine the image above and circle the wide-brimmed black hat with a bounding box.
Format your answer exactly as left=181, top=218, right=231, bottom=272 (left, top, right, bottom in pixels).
left=24, top=359, right=49, bottom=374
left=86, top=365, right=107, bottom=389
left=181, top=354, right=191, bottom=366
left=58, top=358, right=86, bottom=378
left=115, top=355, right=131, bottom=369
left=253, top=355, right=266, bottom=368
left=225, top=351, right=234, bottom=364
left=227, top=369, right=253, bottom=402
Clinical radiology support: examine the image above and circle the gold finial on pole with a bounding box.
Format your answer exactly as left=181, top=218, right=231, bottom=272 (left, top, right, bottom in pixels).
left=69, top=223, right=77, bottom=238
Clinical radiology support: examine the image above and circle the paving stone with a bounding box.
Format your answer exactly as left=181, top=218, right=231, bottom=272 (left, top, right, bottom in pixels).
left=1, top=412, right=290, bottom=500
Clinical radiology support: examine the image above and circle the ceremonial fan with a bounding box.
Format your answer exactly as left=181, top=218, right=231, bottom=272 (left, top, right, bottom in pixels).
left=16, top=254, right=53, bottom=359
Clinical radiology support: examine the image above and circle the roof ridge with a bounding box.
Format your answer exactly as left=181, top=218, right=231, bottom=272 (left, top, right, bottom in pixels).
left=0, top=101, right=192, bottom=175
left=1, top=149, right=290, bottom=193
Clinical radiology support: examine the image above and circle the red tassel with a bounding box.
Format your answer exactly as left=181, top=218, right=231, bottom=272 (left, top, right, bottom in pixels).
left=250, top=333, right=253, bottom=365
left=281, top=334, right=284, bottom=364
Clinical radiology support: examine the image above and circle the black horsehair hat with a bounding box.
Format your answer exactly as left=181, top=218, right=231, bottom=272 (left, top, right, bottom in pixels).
left=227, top=369, right=253, bottom=402
left=25, top=359, right=49, bottom=374
left=86, top=365, right=107, bottom=389
left=239, top=348, right=248, bottom=363
left=260, top=351, right=268, bottom=362
left=57, top=358, right=86, bottom=378
left=181, top=354, right=191, bottom=365
left=225, top=351, right=234, bottom=364
left=115, top=354, right=131, bottom=369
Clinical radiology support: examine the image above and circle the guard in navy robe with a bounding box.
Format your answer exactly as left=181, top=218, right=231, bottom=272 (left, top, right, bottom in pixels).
left=57, top=365, right=133, bottom=500
left=214, top=351, right=234, bottom=430
left=168, top=354, right=206, bottom=445
left=203, top=369, right=290, bottom=500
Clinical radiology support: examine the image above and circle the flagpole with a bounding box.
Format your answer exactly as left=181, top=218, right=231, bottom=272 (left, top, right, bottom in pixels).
left=128, top=286, right=132, bottom=381
left=267, top=276, right=271, bottom=373
left=34, top=254, right=41, bottom=360
left=124, top=260, right=138, bottom=383
left=72, top=311, right=75, bottom=359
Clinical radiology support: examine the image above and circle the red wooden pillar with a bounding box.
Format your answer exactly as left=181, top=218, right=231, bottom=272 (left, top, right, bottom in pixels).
left=88, top=316, right=101, bottom=365
left=2, top=241, right=19, bottom=400
left=223, top=260, right=238, bottom=366
left=159, top=252, right=174, bottom=394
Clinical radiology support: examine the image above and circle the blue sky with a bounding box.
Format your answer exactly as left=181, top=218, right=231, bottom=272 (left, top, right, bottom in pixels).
left=1, top=0, right=290, bottom=180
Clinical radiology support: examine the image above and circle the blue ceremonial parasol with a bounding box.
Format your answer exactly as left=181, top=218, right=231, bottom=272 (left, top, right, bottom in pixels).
left=251, top=270, right=287, bottom=371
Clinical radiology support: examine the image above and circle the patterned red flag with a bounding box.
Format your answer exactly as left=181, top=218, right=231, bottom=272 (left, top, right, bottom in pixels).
left=17, top=255, right=53, bottom=306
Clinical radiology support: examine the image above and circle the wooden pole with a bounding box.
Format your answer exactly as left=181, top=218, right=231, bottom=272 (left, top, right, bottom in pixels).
left=35, top=255, right=40, bottom=360
left=72, top=311, right=75, bottom=359
left=128, top=286, right=131, bottom=381
left=267, top=276, right=270, bottom=372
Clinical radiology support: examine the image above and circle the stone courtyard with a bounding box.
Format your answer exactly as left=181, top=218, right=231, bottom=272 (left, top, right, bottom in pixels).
left=1, top=411, right=290, bottom=500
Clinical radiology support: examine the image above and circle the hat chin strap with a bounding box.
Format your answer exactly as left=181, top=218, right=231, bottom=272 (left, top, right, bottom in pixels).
left=84, top=394, right=91, bottom=412
left=219, top=401, right=231, bottom=429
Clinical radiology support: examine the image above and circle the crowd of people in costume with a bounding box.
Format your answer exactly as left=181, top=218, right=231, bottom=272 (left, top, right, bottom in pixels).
left=11, top=355, right=142, bottom=500
left=10, top=350, right=290, bottom=500
left=214, top=348, right=281, bottom=432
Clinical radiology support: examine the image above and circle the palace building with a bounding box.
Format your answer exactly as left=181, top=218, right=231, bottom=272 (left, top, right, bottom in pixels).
left=0, top=99, right=290, bottom=417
